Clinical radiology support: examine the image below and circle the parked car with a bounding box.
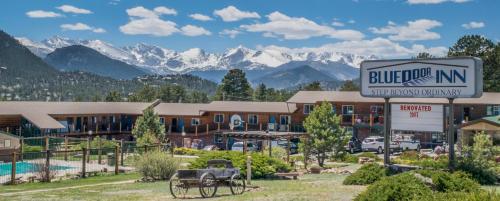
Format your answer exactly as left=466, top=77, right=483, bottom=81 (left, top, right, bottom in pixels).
left=202, top=145, right=218, bottom=151
left=345, top=137, right=362, bottom=154
left=231, top=142, right=257, bottom=152
left=276, top=140, right=299, bottom=154
left=361, top=136, right=400, bottom=154
left=394, top=135, right=421, bottom=151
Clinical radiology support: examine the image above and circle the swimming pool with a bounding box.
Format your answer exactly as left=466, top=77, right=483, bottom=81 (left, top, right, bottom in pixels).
left=0, top=162, right=74, bottom=176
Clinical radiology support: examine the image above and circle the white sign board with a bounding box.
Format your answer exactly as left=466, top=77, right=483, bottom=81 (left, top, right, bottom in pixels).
left=360, top=57, right=483, bottom=98
left=391, top=104, right=443, bottom=132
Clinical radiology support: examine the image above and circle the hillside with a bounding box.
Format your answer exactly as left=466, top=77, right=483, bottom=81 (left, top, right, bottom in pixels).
left=252, top=65, right=335, bottom=89
left=45, top=45, right=147, bottom=80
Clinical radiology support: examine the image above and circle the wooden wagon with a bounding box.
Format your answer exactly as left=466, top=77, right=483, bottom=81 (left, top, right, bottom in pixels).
left=169, top=159, right=246, bottom=198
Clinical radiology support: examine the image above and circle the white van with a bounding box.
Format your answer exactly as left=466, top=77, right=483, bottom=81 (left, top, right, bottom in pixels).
left=361, top=137, right=400, bottom=154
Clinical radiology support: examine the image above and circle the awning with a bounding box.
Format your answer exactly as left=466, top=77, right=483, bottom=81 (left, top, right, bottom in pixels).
left=22, top=113, right=65, bottom=129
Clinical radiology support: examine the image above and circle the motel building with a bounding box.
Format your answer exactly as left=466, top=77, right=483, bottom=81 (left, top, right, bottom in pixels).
left=0, top=91, right=499, bottom=152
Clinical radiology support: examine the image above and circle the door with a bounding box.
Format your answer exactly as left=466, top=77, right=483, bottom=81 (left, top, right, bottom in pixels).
left=171, top=118, right=178, bottom=132
left=463, top=107, right=471, bottom=122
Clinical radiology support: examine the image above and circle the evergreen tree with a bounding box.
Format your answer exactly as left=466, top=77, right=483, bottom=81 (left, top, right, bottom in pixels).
left=105, top=91, right=122, bottom=102
left=189, top=91, right=209, bottom=103
left=302, top=81, right=322, bottom=91
left=254, top=83, right=267, bottom=101
left=132, top=107, right=166, bottom=145
left=303, top=102, right=349, bottom=167
left=448, top=35, right=499, bottom=92
left=129, top=85, right=157, bottom=102
left=416, top=52, right=434, bottom=59
left=339, top=80, right=360, bottom=91
left=215, top=69, right=253, bottom=101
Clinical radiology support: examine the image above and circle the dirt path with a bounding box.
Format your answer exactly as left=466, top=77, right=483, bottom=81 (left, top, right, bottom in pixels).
left=0, top=179, right=136, bottom=197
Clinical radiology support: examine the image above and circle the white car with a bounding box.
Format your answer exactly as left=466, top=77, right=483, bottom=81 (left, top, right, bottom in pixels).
left=399, top=140, right=421, bottom=151
left=361, top=137, right=400, bottom=154
left=231, top=142, right=257, bottom=152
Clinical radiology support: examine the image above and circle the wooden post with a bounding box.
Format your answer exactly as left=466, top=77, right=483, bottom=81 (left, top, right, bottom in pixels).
left=259, top=123, right=262, bottom=131
left=44, top=136, right=49, bottom=151
left=383, top=98, right=391, bottom=165
left=224, top=134, right=228, bottom=150
left=20, top=137, right=24, bottom=161
left=352, top=114, right=355, bottom=125
left=45, top=150, right=51, bottom=182
left=370, top=114, right=373, bottom=127
left=120, top=139, right=124, bottom=166
left=246, top=155, right=252, bottom=186
left=448, top=98, right=455, bottom=170
left=243, top=137, right=247, bottom=154
left=206, top=124, right=209, bottom=135
left=115, top=145, right=119, bottom=175
left=119, top=121, right=122, bottom=133
left=286, top=134, right=291, bottom=163
left=11, top=152, right=16, bottom=185
left=86, top=137, right=90, bottom=163
left=64, top=136, right=68, bottom=161
left=268, top=136, right=272, bottom=157
left=82, top=148, right=87, bottom=178
left=98, top=137, right=102, bottom=165
left=217, top=123, right=220, bottom=131
left=195, top=125, right=198, bottom=136
left=245, top=123, right=248, bottom=132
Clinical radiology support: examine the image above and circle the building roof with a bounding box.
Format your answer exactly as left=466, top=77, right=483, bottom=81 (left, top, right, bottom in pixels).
left=0, top=101, right=153, bottom=129
left=483, top=115, right=500, bottom=124
left=204, top=101, right=297, bottom=114
left=287, top=91, right=500, bottom=105
left=154, top=103, right=208, bottom=116
left=459, top=115, right=500, bottom=130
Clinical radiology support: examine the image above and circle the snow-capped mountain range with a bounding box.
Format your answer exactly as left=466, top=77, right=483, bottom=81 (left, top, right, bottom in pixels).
left=17, top=36, right=376, bottom=77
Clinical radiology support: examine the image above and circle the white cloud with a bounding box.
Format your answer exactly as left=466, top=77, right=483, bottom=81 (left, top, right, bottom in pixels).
left=26, top=10, right=62, bottom=18
left=462, top=21, right=485, bottom=29
left=332, top=21, right=345, bottom=27
left=56, top=5, right=92, bottom=14
left=213, top=6, right=260, bottom=22
left=120, top=18, right=179, bottom=36
left=369, top=19, right=442, bottom=41
left=348, top=19, right=356, bottom=24
left=241, top=11, right=364, bottom=40
left=262, top=37, right=447, bottom=58
left=181, top=25, right=211, bottom=36
left=154, top=6, right=177, bottom=16
left=60, top=23, right=106, bottom=33
left=189, top=13, right=213, bottom=21
left=120, top=6, right=182, bottom=36
left=407, top=0, right=471, bottom=4
left=220, top=29, right=241, bottom=38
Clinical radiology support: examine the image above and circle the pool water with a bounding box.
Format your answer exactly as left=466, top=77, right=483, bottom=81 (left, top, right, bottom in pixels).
left=0, top=162, right=74, bottom=176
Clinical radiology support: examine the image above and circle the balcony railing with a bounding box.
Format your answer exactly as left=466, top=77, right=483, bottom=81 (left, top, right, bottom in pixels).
left=340, top=114, right=384, bottom=126
left=167, top=122, right=306, bottom=135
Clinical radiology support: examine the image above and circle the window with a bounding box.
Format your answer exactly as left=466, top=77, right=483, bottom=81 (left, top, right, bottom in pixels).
left=0, top=140, right=4, bottom=148
left=159, top=117, right=165, bottom=124
left=370, top=105, right=384, bottom=114
left=342, top=105, right=354, bottom=114
left=91, top=116, right=97, bottom=124
left=4, top=139, right=10, bottom=148
left=304, top=104, right=314, bottom=114
left=248, top=114, right=258, bottom=125
left=214, top=114, right=224, bottom=123
left=487, top=105, right=500, bottom=116
left=280, top=115, right=290, bottom=125
left=191, top=118, right=200, bottom=126
left=332, top=105, right=337, bottom=114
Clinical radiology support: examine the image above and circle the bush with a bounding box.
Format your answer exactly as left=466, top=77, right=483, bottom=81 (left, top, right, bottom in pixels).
left=333, top=152, right=381, bottom=164
left=22, top=144, right=43, bottom=153
left=429, top=190, right=500, bottom=201
left=456, top=160, right=497, bottom=185
left=416, top=170, right=480, bottom=192
left=343, top=163, right=388, bottom=185
left=263, top=146, right=287, bottom=160
left=173, top=147, right=205, bottom=156
left=399, top=150, right=419, bottom=161
left=189, top=151, right=291, bottom=179
left=354, top=173, right=432, bottom=201
left=134, top=151, right=179, bottom=180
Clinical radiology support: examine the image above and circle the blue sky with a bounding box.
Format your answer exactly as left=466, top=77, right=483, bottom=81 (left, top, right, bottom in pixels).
left=0, top=0, right=498, bottom=57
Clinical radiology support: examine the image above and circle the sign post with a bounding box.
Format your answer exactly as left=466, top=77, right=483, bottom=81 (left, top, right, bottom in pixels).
left=360, top=57, right=483, bottom=168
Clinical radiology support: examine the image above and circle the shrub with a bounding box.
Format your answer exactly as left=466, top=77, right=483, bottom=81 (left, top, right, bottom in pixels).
left=188, top=151, right=291, bottom=179
left=134, top=151, right=179, bottom=181
left=263, top=146, right=287, bottom=160
left=430, top=190, right=500, bottom=201
left=343, top=163, right=388, bottom=185
left=399, top=150, right=419, bottom=161
left=173, top=147, right=205, bottom=156
left=22, top=144, right=43, bottom=153
left=354, top=173, right=432, bottom=201
left=456, top=160, right=497, bottom=185
left=417, top=170, right=480, bottom=192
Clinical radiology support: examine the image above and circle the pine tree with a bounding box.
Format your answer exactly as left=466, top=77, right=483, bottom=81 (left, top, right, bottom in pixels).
left=105, top=91, right=122, bottom=102
left=215, top=69, right=253, bottom=101
left=132, top=107, right=166, bottom=145
left=302, top=81, right=322, bottom=91
left=254, top=83, right=267, bottom=101
left=339, top=80, right=360, bottom=91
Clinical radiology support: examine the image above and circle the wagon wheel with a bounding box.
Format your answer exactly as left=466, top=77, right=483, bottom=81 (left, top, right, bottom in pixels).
left=199, top=172, right=218, bottom=198
left=229, top=174, right=246, bottom=195
left=169, top=173, right=188, bottom=198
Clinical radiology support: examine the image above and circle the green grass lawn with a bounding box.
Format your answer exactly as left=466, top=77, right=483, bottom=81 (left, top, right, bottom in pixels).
left=1, top=173, right=364, bottom=201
